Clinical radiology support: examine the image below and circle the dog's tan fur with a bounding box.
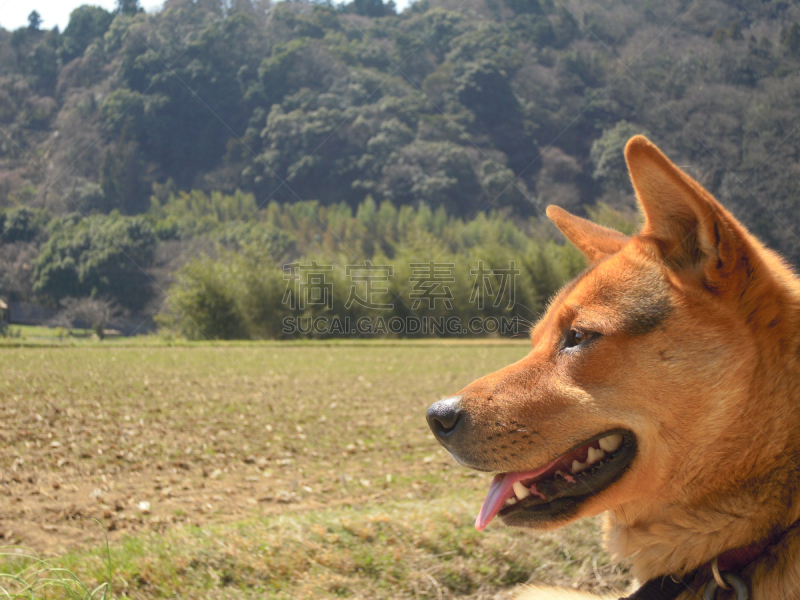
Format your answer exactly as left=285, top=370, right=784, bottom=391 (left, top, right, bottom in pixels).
left=433, top=137, right=800, bottom=599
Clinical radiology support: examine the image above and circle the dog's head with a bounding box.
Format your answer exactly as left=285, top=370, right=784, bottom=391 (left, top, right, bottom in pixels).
left=427, top=136, right=794, bottom=535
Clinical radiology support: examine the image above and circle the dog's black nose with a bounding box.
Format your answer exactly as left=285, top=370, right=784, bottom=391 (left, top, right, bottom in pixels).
left=426, top=396, right=464, bottom=441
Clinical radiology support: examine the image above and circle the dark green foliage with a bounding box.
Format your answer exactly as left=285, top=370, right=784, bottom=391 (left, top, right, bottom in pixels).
left=455, top=60, right=531, bottom=172
left=60, top=5, right=114, bottom=62
left=258, top=38, right=315, bottom=106
left=591, top=121, right=651, bottom=195
left=782, top=23, right=800, bottom=57
left=25, top=32, right=59, bottom=96
left=100, top=135, right=150, bottom=214
left=32, top=215, right=157, bottom=310
left=107, top=6, right=266, bottom=187
left=27, top=11, right=42, bottom=31
left=1, top=207, right=48, bottom=243
left=71, top=183, right=111, bottom=215
left=505, top=0, right=543, bottom=16
left=342, top=0, right=397, bottom=17
left=117, top=0, right=142, bottom=16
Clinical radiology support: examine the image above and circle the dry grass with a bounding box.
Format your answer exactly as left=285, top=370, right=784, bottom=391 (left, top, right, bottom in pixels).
left=0, top=342, right=632, bottom=598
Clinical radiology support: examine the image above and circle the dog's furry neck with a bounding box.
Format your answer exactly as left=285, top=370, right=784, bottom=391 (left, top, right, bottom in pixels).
left=605, top=495, right=800, bottom=581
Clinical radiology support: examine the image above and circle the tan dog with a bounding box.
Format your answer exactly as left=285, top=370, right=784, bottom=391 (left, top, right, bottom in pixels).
left=427, top=136, right=800, bottom=600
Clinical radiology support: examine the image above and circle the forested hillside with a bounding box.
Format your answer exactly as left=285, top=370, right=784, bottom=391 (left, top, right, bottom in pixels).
left=2, top=0, right=800, bottom=334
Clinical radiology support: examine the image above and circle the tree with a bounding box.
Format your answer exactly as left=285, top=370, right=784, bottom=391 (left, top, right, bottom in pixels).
left=33, top=215, right=157, bottom=310
left=27, top=11, right=42, bottom=31
left=27, top=37, right=59, bottom=96
left=51, top=297, right=121, bottom=339
left=108, top=10, right=262, bottom=187
left=100, top=136, right=150, bottom=214
left=1, top=207, right=47, bottom=243
left=590, top=121, right=651, bottom=196
left=342, top=0, right=396, bottom=17
left=0, top=241, right=39, bottom=301
left=504, top=0, right=543, bottom=15
left=60, top=5, right=115, bottom=62
left=455, top=60, right=531, bottom=173
left=71, top=183, right=111, bottom=214
left=117, top=0, right=141, bottom=15
left=782, top=23, right=800, bottom=58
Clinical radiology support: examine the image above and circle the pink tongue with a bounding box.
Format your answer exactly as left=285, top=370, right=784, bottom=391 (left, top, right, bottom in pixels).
left=475, top=456, right=565, bottom=531
left=475, top=473, right=513, bottom=532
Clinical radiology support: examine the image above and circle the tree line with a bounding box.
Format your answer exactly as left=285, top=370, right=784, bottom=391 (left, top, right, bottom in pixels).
left=155, top=194, right=599, bottom=339
left=2, top=194, right=636, bottom=338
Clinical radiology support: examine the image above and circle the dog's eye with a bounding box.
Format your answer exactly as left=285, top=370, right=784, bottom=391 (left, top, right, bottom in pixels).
left=565, top=329, right=590, bottom=349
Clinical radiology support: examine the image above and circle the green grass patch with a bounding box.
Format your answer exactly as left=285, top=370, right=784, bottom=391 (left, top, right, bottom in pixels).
left=0, top=496, right=629, bottom=599
left=0, top=547, right=113, bottom=599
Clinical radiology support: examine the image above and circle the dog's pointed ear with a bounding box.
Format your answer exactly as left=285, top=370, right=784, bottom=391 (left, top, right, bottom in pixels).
left=625, top=135, right=757, bottom=292
left=546, top=205, right=629, bottom=263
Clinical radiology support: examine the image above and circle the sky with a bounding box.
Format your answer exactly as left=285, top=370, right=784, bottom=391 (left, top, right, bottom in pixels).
left=0, top=0, right=414, bottom=31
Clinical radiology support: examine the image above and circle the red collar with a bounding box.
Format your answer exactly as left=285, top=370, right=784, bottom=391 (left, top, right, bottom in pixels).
left=714, top=531, right=780, bottom=572
left=623, top=531, right=782, bottom=600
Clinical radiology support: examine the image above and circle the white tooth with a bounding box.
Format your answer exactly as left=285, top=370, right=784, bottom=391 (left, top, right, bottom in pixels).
left=587, top=447, right=605, bottom=465
left=571, top=460, right=587, bottom=474
left=506, top=497, right=518, bottom=506
left=513, top=481, right=531, bottom=500
left=599, top=434, right=622, bottom=453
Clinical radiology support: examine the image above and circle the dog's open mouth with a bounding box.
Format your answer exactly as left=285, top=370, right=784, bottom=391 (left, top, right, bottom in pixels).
left=475, top=429, right=636, bottom=530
